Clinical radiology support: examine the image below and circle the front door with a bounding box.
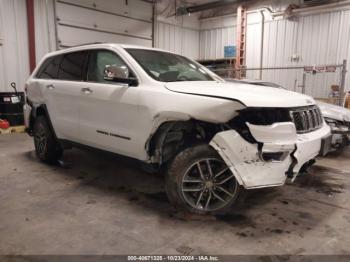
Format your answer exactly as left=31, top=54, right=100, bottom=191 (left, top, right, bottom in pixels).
left=77, top=49, right=140, bottom=158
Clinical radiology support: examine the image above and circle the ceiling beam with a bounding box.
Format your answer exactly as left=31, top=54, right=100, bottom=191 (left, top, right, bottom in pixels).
left=178, top=0, right=240, bottom=15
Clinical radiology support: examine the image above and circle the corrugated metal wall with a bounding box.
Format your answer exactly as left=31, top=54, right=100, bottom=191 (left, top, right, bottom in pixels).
left=199, top=15, right=237, bottom=60
left=1, top=0, right=350, bottom=98
left=155, top=21, right=200, bottom=59
left=155, top=15, right=200, bottom=59
left=199, top=9, right=350, bottom=98
left=249, top=10, right=350, bottom=98
left=0, top=0, right=30, bottom=92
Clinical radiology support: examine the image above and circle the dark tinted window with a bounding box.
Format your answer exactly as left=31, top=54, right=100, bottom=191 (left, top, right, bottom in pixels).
left=37, top=55, right=62, bottom=79
left=57, top=51, right=88, bottom=81
left=87, top=50, right=132, bottom=83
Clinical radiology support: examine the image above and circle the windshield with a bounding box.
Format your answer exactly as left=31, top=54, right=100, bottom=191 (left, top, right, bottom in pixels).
left=126, top=48, right=214, bottom=82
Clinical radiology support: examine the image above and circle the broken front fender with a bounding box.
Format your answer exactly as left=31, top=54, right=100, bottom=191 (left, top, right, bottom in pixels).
left=210, top=129, right=294, bottom=189
left=210, top=122, right=331, bottom=189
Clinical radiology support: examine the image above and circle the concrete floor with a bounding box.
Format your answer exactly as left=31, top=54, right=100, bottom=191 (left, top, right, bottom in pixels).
left=0, top=133, right=350, bottom=255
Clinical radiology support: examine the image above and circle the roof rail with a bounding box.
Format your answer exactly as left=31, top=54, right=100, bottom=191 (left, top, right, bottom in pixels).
left=59, top=42, right=107, bottom=49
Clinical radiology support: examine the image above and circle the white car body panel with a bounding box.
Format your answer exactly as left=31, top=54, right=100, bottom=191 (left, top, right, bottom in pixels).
left=247, top=122, right=297, bottom=144
left=77, top=81, right=140, bottom=158
left=26, top=79, right=80, bottom=140
left=317, top=101, right=350, bottom=122
left=25, top=43, right=332, bottom=189
left=133, top=85, right=244, bottom=160
left=293, top=123, right=331, bottom=171
left=165, top=81, right=315, bottom=108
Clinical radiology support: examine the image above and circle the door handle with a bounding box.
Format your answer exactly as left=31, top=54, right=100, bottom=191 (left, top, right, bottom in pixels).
left=81, top=87, right=93, bottom=94
left=46, top=84, right=55, bottom=90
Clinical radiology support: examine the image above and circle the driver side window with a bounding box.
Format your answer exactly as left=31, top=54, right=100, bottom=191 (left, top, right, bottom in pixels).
left=87, top=50, right=131, bottom=83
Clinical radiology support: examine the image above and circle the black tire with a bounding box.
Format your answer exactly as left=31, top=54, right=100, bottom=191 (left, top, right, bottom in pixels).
left=165, top=144, right=241, bottom=214
left=33, top=115, right=63, bottom=164
left=328, top=136, right=348, bottom=157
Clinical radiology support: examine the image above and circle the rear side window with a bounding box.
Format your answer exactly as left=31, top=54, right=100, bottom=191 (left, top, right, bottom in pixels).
left=57, top=51, right=88, bottom=81
left=36, top=55, right=62, bottom=79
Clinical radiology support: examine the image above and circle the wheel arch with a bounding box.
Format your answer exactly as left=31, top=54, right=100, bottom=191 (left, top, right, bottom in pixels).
left=29, top=104, right=57, bottom=139
left=146, top=115, right=225, bottom=167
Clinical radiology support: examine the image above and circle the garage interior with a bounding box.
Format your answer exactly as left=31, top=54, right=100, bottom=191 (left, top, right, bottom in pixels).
left=1, top=0, right=350, bottom=259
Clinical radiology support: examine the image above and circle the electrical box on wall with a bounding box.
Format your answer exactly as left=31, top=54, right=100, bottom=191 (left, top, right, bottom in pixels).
left=291, top=54, right=300, bottom=62
left=224, top=46, right=236, bottom=58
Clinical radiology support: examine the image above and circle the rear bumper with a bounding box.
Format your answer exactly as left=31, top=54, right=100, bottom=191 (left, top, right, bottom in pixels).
left=210, top=122, right=331, bottom=189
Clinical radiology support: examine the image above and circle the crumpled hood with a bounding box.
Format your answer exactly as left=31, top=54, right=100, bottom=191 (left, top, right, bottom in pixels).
left=165, top=81, right=315, bottom=108
left=317, top=101, right=350, bottom=122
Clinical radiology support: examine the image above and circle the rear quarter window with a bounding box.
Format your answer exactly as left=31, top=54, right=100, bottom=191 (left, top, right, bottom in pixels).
left=36, top=55, right=62, bottom=79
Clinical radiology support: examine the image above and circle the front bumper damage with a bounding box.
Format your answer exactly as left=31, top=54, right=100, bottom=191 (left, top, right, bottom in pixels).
left=210, top=122, right=331, bottom=189
left=327, top=121, right=350, bottom=150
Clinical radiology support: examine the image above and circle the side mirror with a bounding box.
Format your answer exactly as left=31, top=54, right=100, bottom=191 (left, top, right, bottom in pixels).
left=103, top=65, right=137, bottom=86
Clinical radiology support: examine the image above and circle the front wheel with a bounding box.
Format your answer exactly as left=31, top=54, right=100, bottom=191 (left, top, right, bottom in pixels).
left=165, top=144, right=240, bottom=214
left=33, top=116, right=63, bottom=164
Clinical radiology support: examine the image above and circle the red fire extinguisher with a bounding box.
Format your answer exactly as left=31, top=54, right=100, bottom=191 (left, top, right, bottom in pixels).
left=0, top=119, right=10, bottom=129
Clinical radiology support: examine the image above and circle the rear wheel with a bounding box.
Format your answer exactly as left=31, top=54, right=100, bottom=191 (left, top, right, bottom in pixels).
left=33, top=116, right=62, bottom=164
left=166, top=144, right=240, bottom=214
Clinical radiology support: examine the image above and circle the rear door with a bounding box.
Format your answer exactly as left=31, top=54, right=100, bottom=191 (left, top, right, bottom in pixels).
left=77, top=49, right=140, bottom=158
left=37, top=51, right=88, bottom=141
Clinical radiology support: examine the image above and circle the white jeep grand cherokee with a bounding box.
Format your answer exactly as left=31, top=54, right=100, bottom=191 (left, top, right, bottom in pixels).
left=24, top=43, right=331, bottom=214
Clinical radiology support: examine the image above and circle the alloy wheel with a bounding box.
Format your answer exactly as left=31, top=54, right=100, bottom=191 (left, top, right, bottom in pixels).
left=34, top=124, right=47, bottom=156
left=181, top=158, right=238, bottom=212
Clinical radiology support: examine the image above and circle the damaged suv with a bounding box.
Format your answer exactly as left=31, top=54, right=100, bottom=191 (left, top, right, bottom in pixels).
left=24, top=44, right=331, bottom=214
left=317, top=101, right=350, bottom=152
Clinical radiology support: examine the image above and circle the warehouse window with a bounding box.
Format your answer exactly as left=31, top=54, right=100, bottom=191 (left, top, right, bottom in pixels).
left=57, top=51, right=88, bottom=81
left=126, top=49, right=214, bottom=82
left=87, top=50, right=133, bottom=83
left=37, top=55, right=62, bottom=79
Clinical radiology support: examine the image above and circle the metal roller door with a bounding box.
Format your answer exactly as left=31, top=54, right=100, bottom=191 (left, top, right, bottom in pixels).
left=55, top=0, right=154, bottom=48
